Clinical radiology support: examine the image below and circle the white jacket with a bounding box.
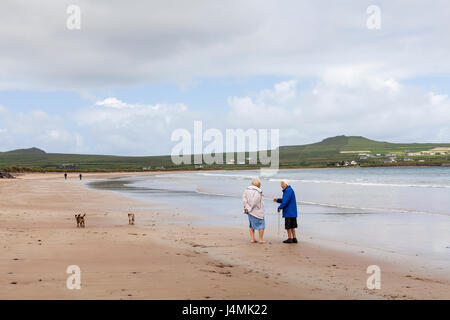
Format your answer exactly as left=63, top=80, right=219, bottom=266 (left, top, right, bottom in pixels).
left=242, top=185, right=264, bottom=219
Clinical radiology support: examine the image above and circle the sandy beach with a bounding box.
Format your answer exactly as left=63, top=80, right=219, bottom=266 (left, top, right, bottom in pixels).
left=1, top=172, right=449, bottom=300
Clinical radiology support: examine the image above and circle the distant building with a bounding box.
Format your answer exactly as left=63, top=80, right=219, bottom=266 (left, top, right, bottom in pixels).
left=142, top=166, right=152, bottom=171
left=58, top=164, right=77, bottom=169
left=382, top=157, right=397, bottom=164
left=419, top=149, right=447, bottom=155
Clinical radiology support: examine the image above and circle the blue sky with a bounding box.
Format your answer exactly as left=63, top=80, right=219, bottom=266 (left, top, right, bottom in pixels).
left=0, top=1, right=449, bottom=155
left=0, top=75, right=300, bottom=113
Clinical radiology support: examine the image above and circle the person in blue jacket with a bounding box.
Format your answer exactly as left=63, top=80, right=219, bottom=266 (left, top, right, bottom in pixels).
left=273, top=179, right=298, bottom=243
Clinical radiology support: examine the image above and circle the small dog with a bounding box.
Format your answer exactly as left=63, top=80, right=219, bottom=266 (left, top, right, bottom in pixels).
left=75, top=213, right=86, bottom=228
left=128, top=213, right=135, bottom=225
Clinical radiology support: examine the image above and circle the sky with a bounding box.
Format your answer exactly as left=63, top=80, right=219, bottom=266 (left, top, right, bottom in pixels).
left=0, top=0, right=449, bottom=156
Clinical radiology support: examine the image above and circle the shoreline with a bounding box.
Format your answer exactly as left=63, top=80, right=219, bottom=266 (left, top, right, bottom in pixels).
left=1, top=173, right=449, bottom=299
left=3, top=163, right=450, bottom=177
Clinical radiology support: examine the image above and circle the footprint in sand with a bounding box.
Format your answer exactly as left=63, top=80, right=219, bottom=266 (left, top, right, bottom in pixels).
left=208, top=262, right=234, bottom=268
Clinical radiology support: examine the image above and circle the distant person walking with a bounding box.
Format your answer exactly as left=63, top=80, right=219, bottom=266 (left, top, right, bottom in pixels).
left=243, top=177, right=266, bottom=244
left=79, top=173, right=82, bottom=181
left=64, top=172, right=67, bottom=180
left=274, top=180, right=298, bottom=243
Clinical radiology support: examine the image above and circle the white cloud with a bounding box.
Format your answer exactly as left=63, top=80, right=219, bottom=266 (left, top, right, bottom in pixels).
left=0, top=97, right=198, bottom=155
left=1, top=1, right=450, bottom=154
left=73, top=98, right=196, bottom=155
left=95, top=97, right=132, bottom=109
left=1, top=74, right=449, bottom=155
left=227, top=75, right=450, bottom=145
left=0, top=108, right=84, bottom=152
left=1, top=1, right=450, bottom=89
left=429, top=92, right=448, bottom=106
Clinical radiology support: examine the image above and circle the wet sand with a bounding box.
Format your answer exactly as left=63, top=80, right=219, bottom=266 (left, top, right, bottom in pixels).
left=0, top=173, right=448, bottom=299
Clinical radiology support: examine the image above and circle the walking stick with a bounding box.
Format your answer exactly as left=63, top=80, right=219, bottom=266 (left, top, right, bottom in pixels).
left=277, top=210, right=280, bottom=238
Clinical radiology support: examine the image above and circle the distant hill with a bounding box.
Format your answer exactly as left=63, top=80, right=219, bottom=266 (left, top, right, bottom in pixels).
left=279, top=135, right=450, bottom=166
left=0, top=136, right=449, bottom=171
left=2, top=147, right=46, bottom=155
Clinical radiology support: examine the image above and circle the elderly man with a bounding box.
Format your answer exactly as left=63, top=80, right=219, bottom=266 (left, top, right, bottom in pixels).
left=273, top=180, right=298, bottom=243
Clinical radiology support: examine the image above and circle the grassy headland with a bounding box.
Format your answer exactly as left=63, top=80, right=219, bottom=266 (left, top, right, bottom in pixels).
left=1, top=136, right=449, bottom=172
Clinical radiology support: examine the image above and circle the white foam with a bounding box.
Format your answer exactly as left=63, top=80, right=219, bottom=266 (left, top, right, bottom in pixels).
left=269, top=178, right=450, bottom=189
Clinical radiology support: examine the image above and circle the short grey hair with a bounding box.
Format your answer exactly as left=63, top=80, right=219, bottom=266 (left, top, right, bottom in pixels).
left=251, top=177, right=261, bottom=186
left=281, top=179, right=290, bottom=185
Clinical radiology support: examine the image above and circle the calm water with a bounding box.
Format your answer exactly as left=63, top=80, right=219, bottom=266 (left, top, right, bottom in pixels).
left=88, top=167, right=450, bottom=269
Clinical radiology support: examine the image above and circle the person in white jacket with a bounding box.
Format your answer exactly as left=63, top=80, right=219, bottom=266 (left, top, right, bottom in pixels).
left=243, top=177, right=265, bottom=243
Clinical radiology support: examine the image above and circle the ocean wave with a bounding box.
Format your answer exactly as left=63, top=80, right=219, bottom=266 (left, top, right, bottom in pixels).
left=268, top=178, right=450, bottom=189
left=300, top=200, right=449, bottom=216
left=196, top=172, right=256, bottom=179
left=193, top=189, right=449, bottom=216
left=166, top=172, right=450, bottom=189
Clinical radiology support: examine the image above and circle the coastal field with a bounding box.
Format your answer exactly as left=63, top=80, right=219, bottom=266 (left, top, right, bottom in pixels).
left=1, top=172, right=449, bottom=300
left=1, top=136, right=450, bottom=172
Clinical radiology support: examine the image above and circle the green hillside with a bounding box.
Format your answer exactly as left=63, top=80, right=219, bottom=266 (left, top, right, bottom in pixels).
left=4, top=147, right=46, bottom=155
left=1, top=135, right=449, bottom=172
left=0, top=148, right=176, bottom=171
left=279, top=136, right=450, bottom=167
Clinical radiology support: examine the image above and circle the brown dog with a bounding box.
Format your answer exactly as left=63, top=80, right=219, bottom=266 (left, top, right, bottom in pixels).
left=75, top=213, right=86, bottom=228
left=128, top=213, right=135, bottom=225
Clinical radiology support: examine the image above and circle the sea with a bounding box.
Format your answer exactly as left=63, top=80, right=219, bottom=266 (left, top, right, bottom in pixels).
left=88, top=167, right=450, bottom=272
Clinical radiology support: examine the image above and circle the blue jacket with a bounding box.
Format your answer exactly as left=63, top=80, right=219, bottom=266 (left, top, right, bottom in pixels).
left=276, top=185, right=298, bottom=218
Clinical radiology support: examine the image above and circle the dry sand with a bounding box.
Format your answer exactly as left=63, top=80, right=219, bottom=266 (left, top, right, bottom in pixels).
left=1, top=173, right=449, bottom=300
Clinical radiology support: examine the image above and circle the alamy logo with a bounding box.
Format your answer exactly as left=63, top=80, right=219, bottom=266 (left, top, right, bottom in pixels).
left=366, top=265, right=381, bottom=289
left=66, top=265, right=81, bottom=290
left=66, top=5, right=81, bottom=30
left=171, top=121, right=280, bottom=176
left=366, top=5, right=381, bottom=30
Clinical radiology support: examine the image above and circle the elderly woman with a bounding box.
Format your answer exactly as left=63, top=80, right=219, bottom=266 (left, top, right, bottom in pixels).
left=243, top=177, right=265, bottom=243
